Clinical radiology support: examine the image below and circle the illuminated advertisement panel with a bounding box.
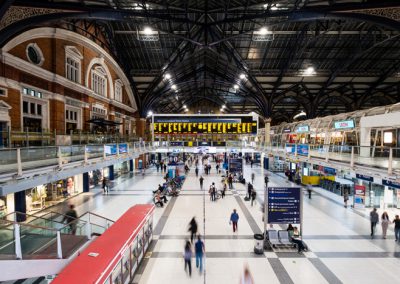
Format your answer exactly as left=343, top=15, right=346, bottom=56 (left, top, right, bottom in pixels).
left=334, top=120, right=355, bottom=129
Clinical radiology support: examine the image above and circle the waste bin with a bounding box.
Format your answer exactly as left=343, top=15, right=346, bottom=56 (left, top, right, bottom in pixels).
left=254, top=233, right=264, bottom=254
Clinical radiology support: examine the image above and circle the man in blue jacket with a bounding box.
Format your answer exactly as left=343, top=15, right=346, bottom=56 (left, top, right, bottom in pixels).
left=230, top=209, right=239, bottom=232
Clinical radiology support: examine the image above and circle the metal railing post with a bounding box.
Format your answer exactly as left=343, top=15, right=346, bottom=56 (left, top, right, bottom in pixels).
left=17, top=148, right=22, bottom=176
left=58, top=146, right=62, bottom=168
left=84, top=146, right=88, bottom=164
left=388, top=148, right=393, bottom=175
left=14, top=224, right=22, bottom=259
left=294, top=144, right=298, bottom=157
left=103, top=145, right=106, bottom=160
left=350, top=146, right=354, bottom=168
left=57, top=231, right=63, bottom=259
left=325, top=145, right=329, bottom=162
left=86, top=221, right=91, bottom=240
left=116, top=144, right=120, bottom=158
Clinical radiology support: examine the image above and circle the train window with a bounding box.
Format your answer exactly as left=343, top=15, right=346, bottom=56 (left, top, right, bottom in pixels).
left=111, top=261, right=122, bottom=284
left=122, top=249, right=130, bottom=283
left=131, top=238, right=138, bottom=275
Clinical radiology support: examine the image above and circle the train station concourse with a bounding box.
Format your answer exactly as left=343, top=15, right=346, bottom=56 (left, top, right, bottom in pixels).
left=0, top=0, right=400, bottom=283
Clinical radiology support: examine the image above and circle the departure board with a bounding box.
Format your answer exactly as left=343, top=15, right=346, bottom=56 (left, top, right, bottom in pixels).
left=153, top=115, right=258, bottom=135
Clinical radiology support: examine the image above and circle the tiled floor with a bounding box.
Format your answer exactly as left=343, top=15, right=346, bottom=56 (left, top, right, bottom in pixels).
left=48, top=159, right=400, bottom=283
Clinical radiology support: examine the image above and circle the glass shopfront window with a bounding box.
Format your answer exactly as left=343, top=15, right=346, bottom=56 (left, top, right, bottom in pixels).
left=25, top=175, right=83, bottom=213
left=114, top=161, right=129, bottom=178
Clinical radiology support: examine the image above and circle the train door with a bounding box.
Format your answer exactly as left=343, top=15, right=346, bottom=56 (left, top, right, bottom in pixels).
left=131, top=238, right=138, bottom=277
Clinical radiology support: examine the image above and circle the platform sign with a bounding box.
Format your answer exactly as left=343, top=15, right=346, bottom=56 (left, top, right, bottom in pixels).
left=267, top=187, right=301, bottom=224
left=296, top=144, right=309, bottom=156
left=119, top=143, right=128, bottom=154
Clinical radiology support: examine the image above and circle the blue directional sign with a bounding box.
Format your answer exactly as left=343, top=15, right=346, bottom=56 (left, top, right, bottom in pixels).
left=267, top=187, right=301, bottom=224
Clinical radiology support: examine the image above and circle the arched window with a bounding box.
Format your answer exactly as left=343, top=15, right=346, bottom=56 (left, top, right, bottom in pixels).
left=91, top=66, right=107, bottom=97
left=65, top=46, right=83, bottom=83
left=115, top=79, right=123, bottom=102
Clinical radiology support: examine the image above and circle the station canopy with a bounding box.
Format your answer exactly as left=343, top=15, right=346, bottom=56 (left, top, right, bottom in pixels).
left=1, top=0, right=400, bottom=124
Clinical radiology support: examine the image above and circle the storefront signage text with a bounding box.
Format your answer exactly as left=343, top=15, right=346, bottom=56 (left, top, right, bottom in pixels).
left=356, top=173, right=374, bottom=182
left=382, top=179, right=400, bottom=189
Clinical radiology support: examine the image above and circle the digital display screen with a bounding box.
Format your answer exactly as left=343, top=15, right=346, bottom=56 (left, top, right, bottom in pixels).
left=295, top=125, right=309, bottom=133
left=334, top=120, right=355, bottom=129
left=153, top=115, right=257, bottom=135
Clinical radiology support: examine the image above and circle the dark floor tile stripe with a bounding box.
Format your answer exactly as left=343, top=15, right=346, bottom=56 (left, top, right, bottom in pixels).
left=233, top=192, right=262, bottom=234
left=308, top=258, right=343, bottom=284
left=159, top=234, right=255, bottom=240
left=268, top=258, right=294, bottom=284
left=153, top=196, right=178, bottom=235
left=315, top=252, right=400, bottom=258
left=150, top=251, right=265, bottom=258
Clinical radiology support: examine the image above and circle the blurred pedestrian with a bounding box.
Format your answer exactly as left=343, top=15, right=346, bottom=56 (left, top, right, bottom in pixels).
left=62, top=204, right=78, bottom=234
left=370, top=208, right=379, bottom=238
left=393, top=215, right=400, bottom=242
left=188, top=217, right=198, bottom=243
left=251, top=172, right=255, bottom=184
left=184, top=241, right=192, bottom=277
left=199, top=176, right=204, bottom=190
left=102, top=177, right=108, bottom=194
left=240, top=265, right=254, bottom=284
left=195, top=235, right=205, bottom=273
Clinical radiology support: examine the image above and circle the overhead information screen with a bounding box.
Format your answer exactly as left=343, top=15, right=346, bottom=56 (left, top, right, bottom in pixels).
left=153, top=115, right=258, bottom=135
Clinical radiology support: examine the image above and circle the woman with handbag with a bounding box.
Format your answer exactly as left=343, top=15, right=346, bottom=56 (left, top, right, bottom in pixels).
left=381, top=211, right=390, bottom=239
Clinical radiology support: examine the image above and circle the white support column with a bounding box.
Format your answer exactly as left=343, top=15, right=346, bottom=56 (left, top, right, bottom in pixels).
left=294, top=144, right=298, bottom=157
left=16, top=148, right=22, bottom=176
left=103, top=145, right=106, bottom=160
left=325, top=147, right=329, bottom=163
left=116, top=144, right=120, bottom=158
left=388, top=148, right=393, bottom=175
left=350, top=146, right=354, bottom=168
left=57, top=231, right=63, bottom=259
left=360, top=127, right=371, bottom=158
left=264, top=118, right=272, bottom=147
left=14, top=224, right=22, bottom=259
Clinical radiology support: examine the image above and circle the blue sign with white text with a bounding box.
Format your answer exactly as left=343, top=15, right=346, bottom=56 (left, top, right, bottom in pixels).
left=356, top=174, right=374, bottom=182
left=296, top=144, right=309, bottom=156
left=382, top=179, right=400, bottom=189
left=267, top=187, right=301, bottom=224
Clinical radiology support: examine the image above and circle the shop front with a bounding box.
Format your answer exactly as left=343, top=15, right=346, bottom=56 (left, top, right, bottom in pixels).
left=24, top=175, right=84, bottom=213
left=114, top=161, right=129, bottom=178
left=354, top=174, right=384, bottom=208
left=382, top=179, right=400, bottom=209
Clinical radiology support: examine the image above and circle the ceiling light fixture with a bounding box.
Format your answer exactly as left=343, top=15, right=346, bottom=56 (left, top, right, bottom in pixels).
left=183, top=105, right=187, bottom=108
left=164, top=73, right=171, bottom=80
left=171, top=84, right=177, bottom=90
left=147, top=110, right=153, bottom=117
left=233, top=84, right=239, bottom=90
left=222, top=104, right=226, bottom=109
left=259, top=27, right=268, bottom=35
left=304, top=66, right=315, bottom=76
left=143, top=27, right=153, bottom=35
left=239, top=73, right=246, bottom=80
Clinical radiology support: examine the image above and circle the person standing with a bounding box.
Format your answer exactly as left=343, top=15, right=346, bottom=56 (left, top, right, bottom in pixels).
left=251, top=188, right=256, bottom=206
left=381, top=211, right=390, bottom=239
left=188, top=217, right=198, bottom=243
left=62, top=204, right=78, bottom=234
left=195, top=235, right=205, bottom=273
left=251, top=172, right=255, bottom=184
left=184, top=241, right=192, bottom=277
left=156, top=163, right=160, bottom=172
left=393, top=215, right=400, bottom=242
left=370, top=208, right=379, bottom=238
left=228, top=174, right=233, bottom=189
left=102, top=177, right=108, bottom=195
left=264, top=175, right=269, bottom=188
left=209, top=182, right=216, bottom=201
left=199, top=176, right=204, bottom=190
left=247, top=182, right=253, bottom=199
left=230, top=209, right=239, bottom=233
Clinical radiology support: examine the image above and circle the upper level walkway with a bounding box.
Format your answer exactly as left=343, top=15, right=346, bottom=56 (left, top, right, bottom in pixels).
left=1, top=141, right=399, bottom=195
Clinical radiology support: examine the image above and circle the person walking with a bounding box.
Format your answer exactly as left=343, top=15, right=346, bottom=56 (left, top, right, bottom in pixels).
left=240, top=266, right=254, bottom=284
left=370, top=208, right=379, bottom=238
left=216, top=163, right=220, bottom=174
left=199, top=176, right=204, bottom=190
left=381, top=211, right=390, bottom=239
left=62, top=204, right=78, bottom=234
left=230, top=209, right=239, bottom=233
left=393, top=215, right=400, bottom=242
left=163, top=164, right=167, bottom=173
left=188, top=217, right=198, bottom=243
left=102, top=177, right=108, bottom=194
left=343, top=192, right=349, bottom=208
left=195, top=235, right=205, bottom=273
left=183, top=241, right=192, bottom=277
left=251, top=188, right=256, bottom=206
left=221, top=182, right=226, bottom=199
left=307, top=184, right=312, bottom=199
left=247, top=182, right=253, bottom=199
left=156, top=163, right=160, bottom=172
left=264, top=175, right=269, bottom=187
left=195, top=167, right=199, bottom=177
left=251, top=172, right=255, bottom=184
